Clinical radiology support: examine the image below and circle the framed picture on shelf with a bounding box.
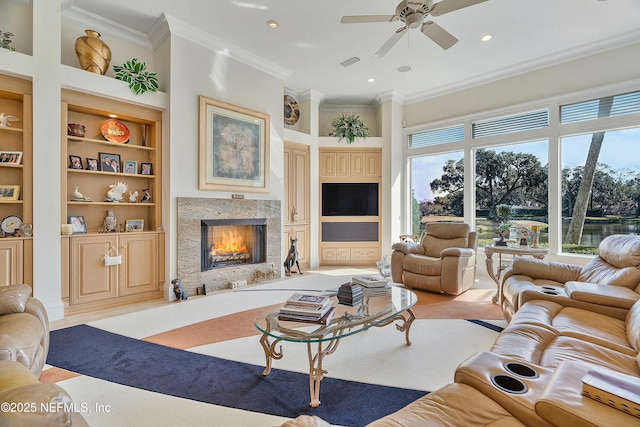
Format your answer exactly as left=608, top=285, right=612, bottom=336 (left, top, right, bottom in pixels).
left=99, top=152, right=121, bottom=173
left=140, top=162, right=152, bottom=175
left=68, top=215, right=87, bottom=234
left=0, top=151, right=23, bottom=164
left=199, top=95, right=270, bottom=192
left=125, top=219, right=144, bottom=232
left=86, top=157, right=99, bottom=171
left=69, top=155, right=83, bottom=169
left=0, top=185, right=20, bottom=200
left=123, top=160, right=137, bottom=174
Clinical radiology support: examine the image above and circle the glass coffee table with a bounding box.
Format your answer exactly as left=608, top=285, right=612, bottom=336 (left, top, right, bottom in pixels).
left=254, top=286, right=417, bottom=407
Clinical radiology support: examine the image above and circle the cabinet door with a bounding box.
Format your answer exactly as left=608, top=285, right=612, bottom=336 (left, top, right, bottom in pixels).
left=70, top=235, right=118, bottom=305
left=119, top=233, right=158, bottom=296
left=320, top=152, right=336, bottom=177
left=336, top=153, right=350, bottom=177
left=350, top=153, right=364, bottom=177
left=0, top=240, right=23, bottom=286
left=290, top=148, right=309, bottom=224
left=363, top=152, right=381, bottom=178
left=283, top=148, right=291, bottom=223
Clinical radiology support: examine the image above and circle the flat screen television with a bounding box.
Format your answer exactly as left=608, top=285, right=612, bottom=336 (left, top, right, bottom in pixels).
left=322, top=183, right=379, bottom=216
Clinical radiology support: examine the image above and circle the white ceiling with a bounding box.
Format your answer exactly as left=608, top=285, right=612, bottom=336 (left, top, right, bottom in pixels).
left=66, top=0, right=640, bottom=105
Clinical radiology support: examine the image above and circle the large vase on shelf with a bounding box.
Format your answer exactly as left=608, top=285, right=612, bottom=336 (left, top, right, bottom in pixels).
left=75, top=30, right=111, bottom=75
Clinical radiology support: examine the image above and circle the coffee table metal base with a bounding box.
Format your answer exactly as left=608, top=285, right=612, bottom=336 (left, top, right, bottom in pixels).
left=259, top=309, right=415, bottom=407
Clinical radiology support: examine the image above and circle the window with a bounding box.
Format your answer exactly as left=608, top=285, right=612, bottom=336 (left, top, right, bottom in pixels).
left=474, top=141, right=548, bottom=245
left=410, top=151, right=464, bottom=236
left=472, top=110, right=549, bottom=139
left=561, top=91, right=640, bottom=124
left=409, top=124, right=464, bottom=149
left=561, top=127, right=640, bottom=252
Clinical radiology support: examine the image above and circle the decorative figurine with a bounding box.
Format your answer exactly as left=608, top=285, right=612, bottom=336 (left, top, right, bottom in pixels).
left=73, top=186, right=91, bottom=201
left=106, top=182, right=128, bottom=202
left=140, top=188, right=152, bottom=203
left=128, top=191, right=138, bottom=203
left=0, top=113, right=19, bottom=127
left=283, top=235, right=302, bottom=276
left=171, top=278, right=188, bottom=302
left=104, top=210, right=116, bottom=232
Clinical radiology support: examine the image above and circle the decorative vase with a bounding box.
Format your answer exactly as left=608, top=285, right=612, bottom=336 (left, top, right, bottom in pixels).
left=75, top=30, right=111, bottom=75
left=140, top=123, right=147, bottom=147
left=104, top=210, right=116, bottom=232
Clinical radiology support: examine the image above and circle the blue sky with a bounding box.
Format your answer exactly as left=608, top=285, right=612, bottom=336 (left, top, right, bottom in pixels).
left=412, top=127, right=640, bottom=202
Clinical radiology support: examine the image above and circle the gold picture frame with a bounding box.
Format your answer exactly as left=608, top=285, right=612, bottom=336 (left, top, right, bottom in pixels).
left=199, top=96, right=270, bottom=192
left=0, top=185, right=20, bottom=200
left=125, top=219, right=144, bottom=232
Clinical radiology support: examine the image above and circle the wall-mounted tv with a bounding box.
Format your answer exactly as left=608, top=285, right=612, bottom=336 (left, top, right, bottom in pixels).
left=322, top=182, right=379, bottom=216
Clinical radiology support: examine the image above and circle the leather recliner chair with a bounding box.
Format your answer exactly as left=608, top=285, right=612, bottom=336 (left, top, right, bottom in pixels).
left=391, top=223, right=478, bottom=295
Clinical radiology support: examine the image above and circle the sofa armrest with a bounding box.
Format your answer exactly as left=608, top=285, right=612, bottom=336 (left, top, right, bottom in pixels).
left=535, top=361, right=639, bottom=427
left=511, top=258, right=582, bottom=283
left=441, top=247, right=475, bottom=258
left=391, top=242, right=424, bottom=255
left=565, top=281, right=640, bottom=310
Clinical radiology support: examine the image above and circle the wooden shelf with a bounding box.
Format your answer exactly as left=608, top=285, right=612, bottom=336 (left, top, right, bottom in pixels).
left=67, top=168, right=156, bottom=179
left=0, top=126, right=23, bottom=133
left=67, top=201, right=155, bottom=206
left=0, top=163, right=23, bottom=169
left=67, top=136, right=155, bottom=152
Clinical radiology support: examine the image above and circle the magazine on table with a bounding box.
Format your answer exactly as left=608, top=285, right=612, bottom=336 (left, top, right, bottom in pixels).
left=279, top=299, right=333, bottom=316
left=286, top=293, right=331, bottom=308
left=352, top=274, right=388, bottom=288
left=278, top=306, right=336, bottom=325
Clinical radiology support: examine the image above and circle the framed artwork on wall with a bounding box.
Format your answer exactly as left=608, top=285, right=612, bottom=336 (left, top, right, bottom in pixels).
left=199, top=95, right=270, bottom=192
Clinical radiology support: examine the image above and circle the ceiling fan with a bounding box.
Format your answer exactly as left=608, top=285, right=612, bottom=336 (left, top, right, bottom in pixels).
left=341, top=0, right=488, bottom=57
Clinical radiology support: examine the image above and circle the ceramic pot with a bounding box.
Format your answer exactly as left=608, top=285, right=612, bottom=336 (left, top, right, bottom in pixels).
left=75, top=30, right=111, bottom=75
left=104, top=210, right=116, bottom=232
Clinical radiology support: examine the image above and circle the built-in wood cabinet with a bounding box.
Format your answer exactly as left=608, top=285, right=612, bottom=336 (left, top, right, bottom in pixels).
left=283, top=141, right=310, bottom=269
left=320, top=149, right=381, bottom=179
left=0, top=75, right=32, bottom=287
left=319, top=148, right=382, bottom=266
left=61, top=90, right=164, bottom=312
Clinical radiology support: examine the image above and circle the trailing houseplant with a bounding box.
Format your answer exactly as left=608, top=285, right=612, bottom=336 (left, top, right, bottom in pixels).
left=113, top=58, right=158, bottom=95
left=329, top=113, right=370, bottom=144
left=0, top=30, right=16, bottom=51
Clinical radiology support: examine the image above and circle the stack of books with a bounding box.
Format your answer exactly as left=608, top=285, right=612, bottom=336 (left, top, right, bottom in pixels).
left=278, top=293, right=335, bottom=324
left=337, top=282, right=364, bottom=306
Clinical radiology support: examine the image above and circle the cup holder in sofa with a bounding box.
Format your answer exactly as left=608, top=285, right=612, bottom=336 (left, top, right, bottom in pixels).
left=491, top=374, right=528, bottom=394
left=540, top=286, right=560, bottom=295
left=504, top=362, right=538, bottom=379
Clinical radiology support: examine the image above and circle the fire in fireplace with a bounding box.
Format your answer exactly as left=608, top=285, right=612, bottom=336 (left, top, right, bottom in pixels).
left=201, top=218, right=267, bottom=271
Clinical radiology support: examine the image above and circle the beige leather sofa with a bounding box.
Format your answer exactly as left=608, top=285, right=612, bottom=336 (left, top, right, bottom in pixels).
left=500, top=234, right=640, bottom=321
left=283, top=266, right=640, bottom=426
left=391, top=223, right=478, bottom=295
left=0, top=284, right=87, bottom=426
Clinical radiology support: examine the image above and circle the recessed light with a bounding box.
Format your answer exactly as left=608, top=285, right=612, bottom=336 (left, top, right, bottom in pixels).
left=367, top=78, right=375, bottom=83
left=481, top=34, right=493, bottom=42
left=266, top=20, right=279, bottom=29
left=108, top=114, right=118, bottom=118
left=397, top=65, right=412, bottom=73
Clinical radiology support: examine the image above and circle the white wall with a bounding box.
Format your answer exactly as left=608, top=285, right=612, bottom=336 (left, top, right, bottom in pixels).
left=167, top=34, right=285, bottom=282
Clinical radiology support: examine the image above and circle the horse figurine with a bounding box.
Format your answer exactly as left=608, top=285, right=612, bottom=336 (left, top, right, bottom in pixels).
left=283, top=235, right=302, bottom=276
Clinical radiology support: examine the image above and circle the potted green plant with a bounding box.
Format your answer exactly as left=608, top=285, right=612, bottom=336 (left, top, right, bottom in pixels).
left=495, top=204, right=512, bottom=246
left=0, top=30, right=16, bottom=51
left=329, top=113, right=370, bottom=144
left=113, top=58, right=158, bottom=95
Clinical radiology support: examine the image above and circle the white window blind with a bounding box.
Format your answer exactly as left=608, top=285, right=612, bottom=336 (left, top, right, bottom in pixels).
left=472, top=109, right=549, bottom=138
left=409, top=124, right=464, bottom=148
left=560, top=90, right=640, bottom=124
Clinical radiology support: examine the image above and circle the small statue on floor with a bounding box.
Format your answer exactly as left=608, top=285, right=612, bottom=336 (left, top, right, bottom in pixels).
left=283, top=235, right=302, bottom=276
left=171, top=278, right=188, bottom=302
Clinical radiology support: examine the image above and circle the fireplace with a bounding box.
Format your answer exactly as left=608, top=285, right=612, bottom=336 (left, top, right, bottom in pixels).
left=201, top=218, right=267, bottom=271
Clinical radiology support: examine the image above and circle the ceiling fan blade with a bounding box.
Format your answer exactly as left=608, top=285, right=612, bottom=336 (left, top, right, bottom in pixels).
left=374, top=27, right=408, bottom=58
left=341, top=15, right=396, bottom=24
left=421, top=21, right=458, bottom=50
left=429, top=0, right=488, bottom=16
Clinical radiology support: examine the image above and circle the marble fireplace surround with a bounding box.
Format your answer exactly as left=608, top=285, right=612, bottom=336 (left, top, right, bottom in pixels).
left=177, top=197, right=281, bottom=294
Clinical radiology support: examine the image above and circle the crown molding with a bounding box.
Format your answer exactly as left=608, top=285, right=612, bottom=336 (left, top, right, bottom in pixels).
left=163, top=13, right=290, bottom=82
left=61, top=2, right=152, bottom=48
left=298, top=89, right=324, bottom=104
left=405, top=29, right=640, bottom=105
left=10, top=0, right=31, bottom=6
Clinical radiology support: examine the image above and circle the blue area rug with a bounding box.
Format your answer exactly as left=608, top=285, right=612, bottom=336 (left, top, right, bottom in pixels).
left=48, top=325, right=427, bottom=426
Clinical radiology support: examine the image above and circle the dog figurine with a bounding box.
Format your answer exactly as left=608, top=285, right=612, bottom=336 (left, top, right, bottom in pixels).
left=171, top=278, right=188, bottom=301
left=283, top=236, right=302, bottom=276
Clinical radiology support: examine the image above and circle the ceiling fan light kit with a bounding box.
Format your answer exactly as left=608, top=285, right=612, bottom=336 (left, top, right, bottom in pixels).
left=341, top=0, right=488, bottom=57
